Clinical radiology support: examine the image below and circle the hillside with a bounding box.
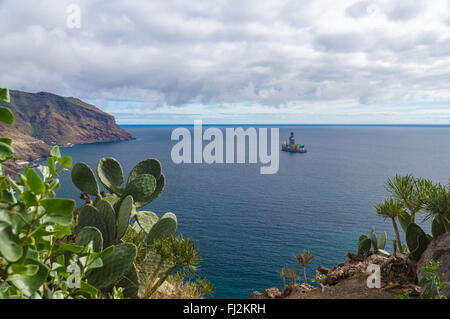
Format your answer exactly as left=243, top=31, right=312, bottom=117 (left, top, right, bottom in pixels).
left=0, top=90, right=133, bottom=168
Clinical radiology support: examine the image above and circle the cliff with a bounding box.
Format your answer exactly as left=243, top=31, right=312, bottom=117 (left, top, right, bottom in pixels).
left=0, top=90, right=133, bottom=167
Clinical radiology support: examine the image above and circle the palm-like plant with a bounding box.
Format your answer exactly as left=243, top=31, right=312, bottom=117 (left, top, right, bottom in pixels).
left=280, top=266, right=288, bottom=288
left=142, top=234, right=202, bottom=298
left=375, top=198, right=405, bottom=252
left=385, top=174, right=424, bottom=223
left=285, top=267, right=299, bottom=287
left=295, top=249, right=314, bottom=284
left=423, top=183, right=450, bottom=232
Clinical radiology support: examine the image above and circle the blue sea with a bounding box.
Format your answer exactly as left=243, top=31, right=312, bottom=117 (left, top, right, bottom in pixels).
left=49, top=125, right=450, bottom=298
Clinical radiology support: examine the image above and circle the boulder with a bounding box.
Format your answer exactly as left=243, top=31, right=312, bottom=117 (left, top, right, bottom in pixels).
left=281, top=283, right=313, bottom=298
left=417, top=231, right=450, bottom=297
left=317, top=266, right=329, bottom=274
left=247, top=291, right=264, bottom=299
left=247, top=287, right=282, bottom=299
left=263, top=287, right=281, bottom=299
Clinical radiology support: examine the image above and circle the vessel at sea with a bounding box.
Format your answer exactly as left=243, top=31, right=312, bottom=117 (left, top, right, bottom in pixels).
left=281, top=132, right=307, bottom=153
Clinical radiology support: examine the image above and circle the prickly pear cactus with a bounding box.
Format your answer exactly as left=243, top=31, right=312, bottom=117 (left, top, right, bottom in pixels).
left=77, top=201, right=117, bottom=249
left=406, top=223, right=431, bottom=261
left=97, top=157, right=124, bottom=195
left=86, top=242, right=137, bottom=289
left=370, top=228, right=378, bottom=253
left=75, top=226, right=103, bottom=252
left=357, top=234, right=371, bottom=256
left=72, top=157, right=176, bottom=296
left=116, top=195, right=134, bottom=240
left=378, top=231, right=387, bottom=250
left=147, top=212, right=178, bottom=244
left=111, top=265, right=139, bottom=299
left=127, top=159, right=161, bottom=184
left=148, top=174, right=165, bottom=205
left=71, top=162, right=100, bottom=196
left=95, top=199, right=117, bottom=247
left=135, top=211, right=159, bottom=233
left=134, top=211, right=177, bottom=244
left=126, top=159, right=165, bottom=206
left=102, top=193, right=120, bottom=207
left=431, top=217, right=446, bottom=238
left=76, top=205, right=108, bottom=241
left=121, top=174, right=157, bottom=209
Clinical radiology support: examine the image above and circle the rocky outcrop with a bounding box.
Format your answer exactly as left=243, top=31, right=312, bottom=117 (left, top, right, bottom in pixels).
left=0, top=90, right=133, bottom=168
left=248, top=288, right=282, bottom=299
left=417, top=231, right=450, bottom=297
left=249, top=253, right=421, bottom=299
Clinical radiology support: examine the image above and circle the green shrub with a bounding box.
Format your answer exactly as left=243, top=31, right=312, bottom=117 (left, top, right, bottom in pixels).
left=0, top=88, right=102, bottom=298
left=376, top=174, right=449, bottom=261
left=0, top=88, right=211, bottom=299
left=418, top=260, right=447, bottom=299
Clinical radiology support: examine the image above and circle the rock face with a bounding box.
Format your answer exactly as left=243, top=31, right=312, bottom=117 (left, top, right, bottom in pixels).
left=0, top=90, right=133, bottom=165
left=417, top=231, right=450, bottom=297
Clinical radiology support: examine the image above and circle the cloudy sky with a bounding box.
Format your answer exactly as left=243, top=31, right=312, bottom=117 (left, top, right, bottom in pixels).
left=1, top=0, right=450, bottom=124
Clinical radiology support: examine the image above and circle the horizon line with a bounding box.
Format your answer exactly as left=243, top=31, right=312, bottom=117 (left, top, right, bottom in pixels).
left=119, top=123, right=450, bottom=127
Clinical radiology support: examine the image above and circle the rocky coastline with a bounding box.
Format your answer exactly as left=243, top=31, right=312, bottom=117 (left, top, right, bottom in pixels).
left=248, top=231, right=449, bottom=299
left=0, top=90, right=134, bottom=170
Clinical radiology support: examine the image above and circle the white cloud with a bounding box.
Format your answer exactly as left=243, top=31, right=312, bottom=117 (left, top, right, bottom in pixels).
left=0, top=0, right=450, bottom=123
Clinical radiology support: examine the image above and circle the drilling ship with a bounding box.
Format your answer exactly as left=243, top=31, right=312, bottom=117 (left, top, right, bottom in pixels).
left=281, top=132, right=307, bottom=153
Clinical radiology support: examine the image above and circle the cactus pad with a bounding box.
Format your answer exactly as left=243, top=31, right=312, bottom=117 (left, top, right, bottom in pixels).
left=431, top=217, right=446, bottom=238
left=378, top=231, right=387, bottom=250
left=135, top=211, right=159, bottom=234
left=121, top=174, right=157, bottom=209
left=95, top=199, right=118, bottom=247
left=71, top=162, right=99, bottom=196
left=406, top=223, right=431, bottom=261
left=86, top=242, right=137, bottom=288
left=75, top=226, right=103, bottom=252
left=357, top=235, right=371, bottom=256
left=127, top=159, right=161, bottom=185
left=370, top=228, right=378, bottom=252
left=76, top=205, right=107, bottom=238
left=97, top=158, right=124, bottom=195
left=147, top=212, right=178, bottom=243
left=116, top=195, right=134, bottom=240
left=112, top=265, right=139, bottom=299
left=102, top=193, right=120, bottom=207
left=147, top=174, right=165, bottom=204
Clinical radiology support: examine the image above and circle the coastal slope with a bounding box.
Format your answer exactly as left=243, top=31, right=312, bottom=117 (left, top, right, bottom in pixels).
left=0, top=90, right=133, bottom=165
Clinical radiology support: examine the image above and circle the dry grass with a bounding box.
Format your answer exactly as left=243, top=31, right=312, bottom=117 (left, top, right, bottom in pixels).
left=149, top=276, right=204, bottom=299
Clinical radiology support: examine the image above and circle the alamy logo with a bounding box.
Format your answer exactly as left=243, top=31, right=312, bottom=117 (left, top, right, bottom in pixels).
left=170, top=121, right=280, bottom=174
left=67, top=264, right=81, bottom=289
left=366, top=264, right=381, bottom=288
left=66, top=4, right=81, bottom=29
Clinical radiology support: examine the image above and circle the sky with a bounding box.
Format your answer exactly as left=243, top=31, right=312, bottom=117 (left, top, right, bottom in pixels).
left=1, top=0, right=450, bottom=124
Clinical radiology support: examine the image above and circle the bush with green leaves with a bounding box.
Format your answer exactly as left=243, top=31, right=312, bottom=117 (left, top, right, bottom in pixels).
left=418, top=260, right=447, bottom=299
left=0, top=88, right=211, bottom=299
left=70, top=157, right=183, bottom=298
left=311, top=270, right=326, bottom=283
left=0, top=88, right=104, bottom=298
left=375, top=174, right=449, bottom=261
left=122, top=220, right=213, bottom=298
left=395, top=259, right=447, bottom=299
left=70, top=139, right=214, bottom=298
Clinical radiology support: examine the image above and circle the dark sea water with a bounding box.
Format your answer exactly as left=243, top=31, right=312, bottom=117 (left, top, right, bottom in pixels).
left=49, top=125, right=450, bottom=298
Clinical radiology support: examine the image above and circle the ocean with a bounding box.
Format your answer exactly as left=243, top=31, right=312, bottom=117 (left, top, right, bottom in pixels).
left=49, top=125, right=450, bottom=298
